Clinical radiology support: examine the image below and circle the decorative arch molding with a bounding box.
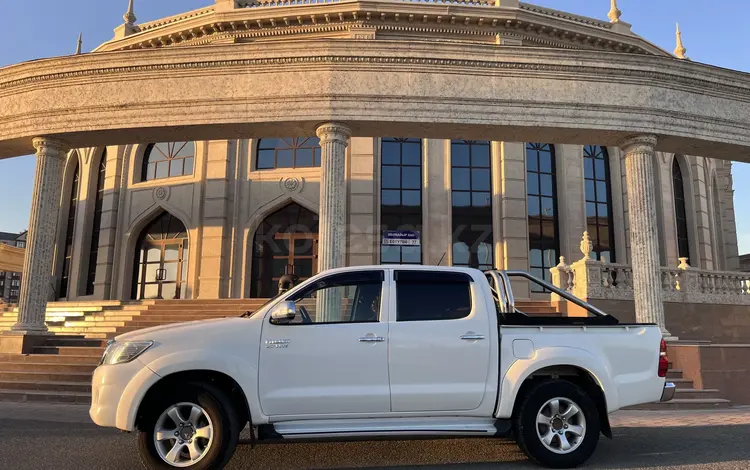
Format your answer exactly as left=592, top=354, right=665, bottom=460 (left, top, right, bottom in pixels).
left=52, top=150, right=83, bottom=298
left=121, top=205, right=193, bottom=301
left=241, top=193, right=320, bottom=297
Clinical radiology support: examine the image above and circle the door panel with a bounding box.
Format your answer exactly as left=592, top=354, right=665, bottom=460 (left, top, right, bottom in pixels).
left=258, top=270, right=390, bottom=418
left=388, top=272, right=492, bottom=412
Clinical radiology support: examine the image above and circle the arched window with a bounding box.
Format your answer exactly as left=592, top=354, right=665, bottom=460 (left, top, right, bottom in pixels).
left=85, top=150, right=106, bottom=295
left=141, top=142, right=194, bottom=181
left=451, top=140, right=493, bottom=270
left=672, top=158, right=691, bottom=263
left=584, top=145, right=616, bottom=263
left=256, top=138, right=322, bottom=170
left=59, top=155, right=80, bottom=299
left=527, top=143, right=559, bottom=288
left=132, top=212, right=189, bottom=300
left=380, top=138, right=423, bottom=265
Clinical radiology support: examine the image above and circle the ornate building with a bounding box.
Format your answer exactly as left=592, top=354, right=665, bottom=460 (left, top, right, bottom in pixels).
left=0, top=0, right=749, bottom=351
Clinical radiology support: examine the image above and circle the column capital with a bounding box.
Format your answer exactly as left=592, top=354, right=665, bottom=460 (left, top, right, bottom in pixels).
left=32, top=137, right=70, bottom=155
left=315, top=122, right=352, bottom=145
left=619, top=134, right=658, bottom=154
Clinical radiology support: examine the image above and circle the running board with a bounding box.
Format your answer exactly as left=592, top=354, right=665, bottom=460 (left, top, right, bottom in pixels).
left=258, top=417, right=512, bottom=441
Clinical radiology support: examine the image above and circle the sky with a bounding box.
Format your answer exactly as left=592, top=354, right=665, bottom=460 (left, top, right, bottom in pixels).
left=0, top=0, right=748, bottom=253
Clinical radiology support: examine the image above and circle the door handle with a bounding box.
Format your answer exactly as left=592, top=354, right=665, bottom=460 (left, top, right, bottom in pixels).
left=359, top=336, right=385, bottom=343
left=460, top=333, right=486, bottom=341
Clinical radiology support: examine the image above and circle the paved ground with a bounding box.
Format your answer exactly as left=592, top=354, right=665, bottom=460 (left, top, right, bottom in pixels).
left=1, top=403, right=749, bottom=469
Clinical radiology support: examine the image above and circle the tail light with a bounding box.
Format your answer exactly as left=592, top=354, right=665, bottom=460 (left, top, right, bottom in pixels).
left=658, top=339, right=669, bottom=378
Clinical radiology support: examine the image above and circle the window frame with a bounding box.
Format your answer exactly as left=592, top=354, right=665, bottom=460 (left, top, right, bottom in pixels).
left=272, top=270, right=386, bottom=326
left=526, top=143, right=560, bottom=291
left=394, top=270, right=474, bottom=322
left=583, top=145, right=617, bottom=263
left=672, top=158, right=691, bottom=263
left=255, top=138, right=322, bottom=171
left=140, top=142, right=195, bottom=182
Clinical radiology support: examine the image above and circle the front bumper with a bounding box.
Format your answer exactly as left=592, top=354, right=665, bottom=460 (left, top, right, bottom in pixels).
left=90, top=358, right=156, bottom=429
left=660, top=382, right=676, bottom=402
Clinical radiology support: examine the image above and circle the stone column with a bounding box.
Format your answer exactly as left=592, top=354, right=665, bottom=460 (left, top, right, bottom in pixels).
left=315, top=123, right=351, bottom=323
left=620, top=135, right=670, bottom=336
left=12, top=138, right=69, bottom=335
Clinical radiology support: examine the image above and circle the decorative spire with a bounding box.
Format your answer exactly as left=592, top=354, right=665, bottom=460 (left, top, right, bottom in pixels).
left=75, top=33, right=83, bottom=55
left=674, top=23, right=687, bottom=59
left=124, top=0, right=136, bottom=26
left=608, top=0, right=622, bottom=23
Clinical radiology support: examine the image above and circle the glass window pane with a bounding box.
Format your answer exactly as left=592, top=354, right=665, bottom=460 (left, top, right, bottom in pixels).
left=401, top=246, right=421, bottom=264
left=452, top=192, right=471, bottom=207
left=527, top=173, right=539, bottom=195
left=169, top=160, right=184, bottom=177
left=276, top=150, right=293, bottom=168
left=471, top=146, right=490, bottom=167
left=147, top=247, right=161, bottom=262
left=295, top=148, right=314, bottom=167
left=452, top=168, right=470, bottom=191
left=382, top=166, right=401, bottom=189
left=257, top=150, right=275, bottom=169
left=164, top=263, right=178, bottom=282
left=161, top=283, right=177, bottom=300
left=452, top=143, right=470, bottom=167
left=586, top=202, right=597, bottom=217
left=539, top=152, right=552, bottom=174
left=595, top=159, right=606, bottom=179
left=528, top=196, right=540, bottom=216
left=272, top=258, right=289, bottom=277
left=381, top=245, right=401, bottom=263
left=472, top=169, right=490, bottom=191
left=585, top=180, right=596, bottom=200
left=472, top=192, right=491, bottom=207
left=402, top=142, right=421, bottom=166
left=597, top=203, right=609, bottom=218
left=396, top=278, right=471, bottom=321
left=596, top=182, right=609, bottom=202
left=529, top=249, right=542, bottom=267
left=164, top=246, right=179, bottom=261
left=314, top=150, right=321, bottom=167
left=183, top=157, right=194, bottom=176
left=294, top=259, right=314, bottom=278
left=155, top=161, right=169, bottom=179
left=146, top=162, right=156, bottom=180
left=584, top=158, right=594, bottom=179
left=381, top=141, right=401, bottom=165
left=402, top=166, right=420, bottom=189
left=145, top=264, right=159, bottom=282
left=540, top=174, right=554, bottom=197
left=143, top=284, right=159, bottom=299
left=294, top=238, right=314, bottom=256
left=526, top=151, right=538, bottom=172
left=402, top=190, right=421, bottom=206
left=541, top=197, right=555, bottom=217
left=381, top=190, right=400, bottom=206
left=543, top=249, right=557, bottom=269
left=453, top=242, right=470, bottom=265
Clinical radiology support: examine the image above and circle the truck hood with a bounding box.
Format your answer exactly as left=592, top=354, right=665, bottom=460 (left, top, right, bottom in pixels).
left=115, top=317, right=245, bottom=342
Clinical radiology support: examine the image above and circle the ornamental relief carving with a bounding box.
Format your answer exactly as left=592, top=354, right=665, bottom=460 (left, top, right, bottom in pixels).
left=279, top=177, right=305, bottom=193
left=153, top=186, right=170, bottom=202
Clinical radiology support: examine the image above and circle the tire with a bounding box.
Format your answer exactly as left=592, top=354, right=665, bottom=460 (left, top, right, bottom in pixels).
left=137, top=382, right=240, bottom=470
left=514, top=379, right=600, bottom=469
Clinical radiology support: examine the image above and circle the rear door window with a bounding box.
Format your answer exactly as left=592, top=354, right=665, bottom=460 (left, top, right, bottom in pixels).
left=394, top=270, right=472, bottom=322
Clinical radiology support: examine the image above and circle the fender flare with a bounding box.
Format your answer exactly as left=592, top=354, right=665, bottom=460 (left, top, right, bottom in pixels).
left=495, top=346, right=618, bottom=418
left=116, top=350, right=262, bottom=431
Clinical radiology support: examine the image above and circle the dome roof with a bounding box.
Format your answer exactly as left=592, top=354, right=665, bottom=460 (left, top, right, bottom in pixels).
left=94, top=1, right=669, bottom=57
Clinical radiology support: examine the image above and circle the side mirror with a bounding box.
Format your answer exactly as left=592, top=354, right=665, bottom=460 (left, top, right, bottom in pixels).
left=270, top=301, right=297, bottom=325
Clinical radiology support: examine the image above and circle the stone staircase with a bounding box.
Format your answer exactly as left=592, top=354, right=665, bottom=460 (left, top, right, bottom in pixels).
left=0, top=299, right=268, bottom=403
left=624, top=364, right=731, bottom=410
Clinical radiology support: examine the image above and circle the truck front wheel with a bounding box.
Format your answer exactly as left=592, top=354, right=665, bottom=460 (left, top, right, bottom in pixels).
left=514, top=380, right=600, bottom=468
left=137, top=382, right=240, bottom=469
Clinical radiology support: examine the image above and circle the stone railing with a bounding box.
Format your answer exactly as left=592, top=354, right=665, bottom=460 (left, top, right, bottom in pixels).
left=550, top=248, right=750, bottom=306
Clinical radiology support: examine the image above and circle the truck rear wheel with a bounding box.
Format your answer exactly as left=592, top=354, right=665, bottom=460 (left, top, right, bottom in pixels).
left=514, top=379, right=600, bottom=468
left=137, top=382, right=240, bottom=469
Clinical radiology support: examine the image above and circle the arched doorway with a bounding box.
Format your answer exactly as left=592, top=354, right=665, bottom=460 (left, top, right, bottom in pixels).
left=251, top=203, right=319, bottom=298
left=132, top=212, right=189, bottom=300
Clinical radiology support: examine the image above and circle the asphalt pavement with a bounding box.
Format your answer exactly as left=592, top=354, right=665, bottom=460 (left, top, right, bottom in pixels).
left=1, top=404, right=749, bottom=469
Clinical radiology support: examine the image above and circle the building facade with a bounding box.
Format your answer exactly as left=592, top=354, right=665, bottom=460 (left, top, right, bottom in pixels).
left=0, top=231, right=26, bottom=304
left=52, top=137, right=740, bottom=302
left=2, top=0, right=750, bottom=346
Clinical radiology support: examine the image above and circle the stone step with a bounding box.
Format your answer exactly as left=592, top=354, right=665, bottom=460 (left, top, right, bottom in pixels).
left=82, top=315, right=137, bottom=322
left=134, top=314, right=232, bottom=322
left=666, top=369, right=683, bottom=379
left=0, top=354, right=100, bottom=365
left=0, top=361, right=97, bottom=373
left=0, top=370, right=92, bottom=383
left=0, top=380, right=91, bottom=393
left=673, top=388, right=723, bottom=400
left=0, top=389, right=91, bottom=404
left=48, top=326, right=118, bottom=334
left=34, top=346, right=105, bottom=356
left=42, top=337, right=108, bottom=347
left=671, top=378, right=695, bottom=389
left=64, top=320, right=127, bottom=328
left=631, top=398, right=731, bottom=410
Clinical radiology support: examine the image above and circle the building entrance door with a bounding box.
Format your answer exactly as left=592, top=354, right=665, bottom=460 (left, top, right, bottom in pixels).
left=270, top=232, right=319, bottom=288
left=132, top=212, right=189, bottom=300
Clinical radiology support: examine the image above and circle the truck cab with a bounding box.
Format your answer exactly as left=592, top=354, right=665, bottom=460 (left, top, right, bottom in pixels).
left=90, top=265, right=673, bottom=469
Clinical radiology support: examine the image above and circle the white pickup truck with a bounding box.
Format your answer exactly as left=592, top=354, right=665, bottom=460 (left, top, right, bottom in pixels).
left=90, top=266, right=674, bottom=469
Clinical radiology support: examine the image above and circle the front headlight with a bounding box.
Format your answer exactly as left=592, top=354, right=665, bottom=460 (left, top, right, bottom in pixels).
left=100, top=340, right=153, bottom=365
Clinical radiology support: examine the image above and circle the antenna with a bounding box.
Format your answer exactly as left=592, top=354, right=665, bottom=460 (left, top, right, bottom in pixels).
left=436, top=252, right=446, bottom=266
